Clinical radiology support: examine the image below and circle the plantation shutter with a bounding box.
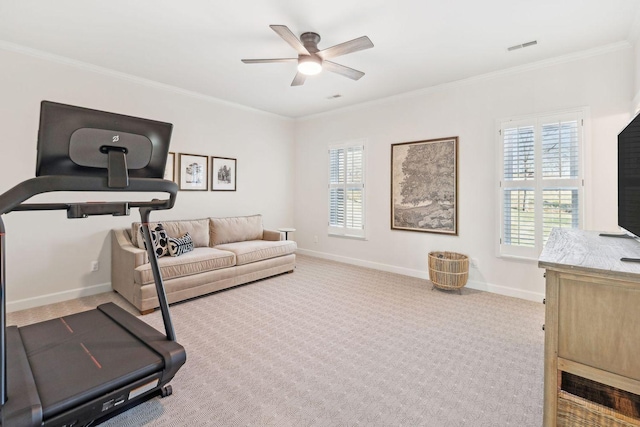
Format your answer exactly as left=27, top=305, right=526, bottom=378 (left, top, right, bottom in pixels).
left=329, top=148, right=345, bottom=227
left=540, top=118, right=581, bottom=244
left=499, top=111, right=583, bottom=259
left=329, top=142, right=365, bottom=237
left=502, top=124, right=536, bottom=251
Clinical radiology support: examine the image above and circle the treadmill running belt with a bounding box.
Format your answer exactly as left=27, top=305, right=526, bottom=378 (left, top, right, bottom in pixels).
left=18, top=308, right=163, bottom=419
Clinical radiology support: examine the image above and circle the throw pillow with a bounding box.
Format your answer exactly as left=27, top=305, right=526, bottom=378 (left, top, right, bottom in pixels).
left=168, top=233, right=194, bottom=257
left=138, top=224, right=169, bottom=258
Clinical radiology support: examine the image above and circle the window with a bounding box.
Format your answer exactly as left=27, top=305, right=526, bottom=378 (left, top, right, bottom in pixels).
left=499, top=110, right=584, bottom=259
left=328, top=141, right=365, bottom=238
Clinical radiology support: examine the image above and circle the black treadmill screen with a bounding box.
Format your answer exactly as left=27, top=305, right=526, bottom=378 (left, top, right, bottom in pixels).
left=35, top=101, right=173, bottom=179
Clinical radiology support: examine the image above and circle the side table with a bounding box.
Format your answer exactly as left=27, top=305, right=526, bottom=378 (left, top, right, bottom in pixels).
left=278, top=227, right=296, bottom=240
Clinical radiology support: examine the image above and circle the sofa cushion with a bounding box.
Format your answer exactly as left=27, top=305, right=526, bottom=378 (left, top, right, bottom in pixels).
left=214, top=240, right=296, bottom=266
left=132, top=218, right=209, bottom=248
left=168, top=233, right=194, bottom=257
left=138, top=224, right=169, bottom=258
left=210, top=214, right=263, bottom=245
left=134, top=247, right=236, bottom=285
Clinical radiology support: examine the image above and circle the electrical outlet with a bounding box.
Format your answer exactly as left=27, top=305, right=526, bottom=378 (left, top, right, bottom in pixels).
left=91, top=261, right=99, bottom=272
left=470, top=258, right=479, bottom=269
left=313, top=235, right=318, bottom=243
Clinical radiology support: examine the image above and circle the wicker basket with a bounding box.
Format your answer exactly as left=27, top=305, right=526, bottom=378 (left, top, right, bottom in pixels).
left=428, top=251, right=469, bottom=293
left=558, top=392, right=640, bottom=427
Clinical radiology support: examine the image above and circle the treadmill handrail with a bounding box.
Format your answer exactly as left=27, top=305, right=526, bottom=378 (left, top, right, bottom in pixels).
left=0, top=176, right=177, bottom=216
left=0, top=175, right=179, bottom=408
left=140, top=207, right=177, bottom=342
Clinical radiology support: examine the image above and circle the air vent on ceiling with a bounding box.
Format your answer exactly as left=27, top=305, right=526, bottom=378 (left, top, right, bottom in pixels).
left=327, top=94, right=342, bottom=100
left=507, top=40, right=538, bottom=52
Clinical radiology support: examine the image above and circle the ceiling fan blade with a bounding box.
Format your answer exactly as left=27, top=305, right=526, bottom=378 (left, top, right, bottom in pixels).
left=291, top=72, right=306, bottom=86
left=241, top=58, right=297, bottom=64
left=317, top=36, right=373, bottom=60
left=270, top=25, right=310, bottom=55
left=323, top=61, right=365, bottom=80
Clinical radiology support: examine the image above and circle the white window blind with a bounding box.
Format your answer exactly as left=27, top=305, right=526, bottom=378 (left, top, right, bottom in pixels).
left=328, top=142, right=365, bottom=238
left=499, top=111, right=584, bottom=259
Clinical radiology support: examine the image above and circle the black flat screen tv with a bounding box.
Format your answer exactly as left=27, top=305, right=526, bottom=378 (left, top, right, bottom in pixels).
left=36, top=101, right=173, bottom=179
left=618, top=112, right=640, bottom=238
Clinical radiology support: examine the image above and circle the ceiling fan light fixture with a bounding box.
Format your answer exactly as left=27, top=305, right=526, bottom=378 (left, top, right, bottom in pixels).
left=298, top=56, right=322, bottom=75
left=242, top=25, right=373, bottom=86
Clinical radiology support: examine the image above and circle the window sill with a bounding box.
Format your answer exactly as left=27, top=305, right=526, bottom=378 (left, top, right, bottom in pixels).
left=498, top=253, right=540, bottom=263
left=328, top=233, right=367, bottom=241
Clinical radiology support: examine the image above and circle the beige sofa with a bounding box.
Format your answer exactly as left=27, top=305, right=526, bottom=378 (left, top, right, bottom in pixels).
left=111, top=214, right=296, bottom=314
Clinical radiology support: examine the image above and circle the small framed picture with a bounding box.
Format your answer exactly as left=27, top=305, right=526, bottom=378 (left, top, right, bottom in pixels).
left=164, top=152, right=175, bottom=182
left=211, top=157, right=237, bottom=191
left=178, top=153, right=209, bottom=191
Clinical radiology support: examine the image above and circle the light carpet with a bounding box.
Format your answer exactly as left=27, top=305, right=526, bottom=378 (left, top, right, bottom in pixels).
left=8, top=254, right=545, bottom=426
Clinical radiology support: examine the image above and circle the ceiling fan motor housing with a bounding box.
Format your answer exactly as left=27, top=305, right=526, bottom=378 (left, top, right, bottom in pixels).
left=300, top=32, right=321, bottom=53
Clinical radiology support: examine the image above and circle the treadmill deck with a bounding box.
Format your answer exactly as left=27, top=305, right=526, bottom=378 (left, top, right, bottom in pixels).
left=19, top=307, right=163, bottom=419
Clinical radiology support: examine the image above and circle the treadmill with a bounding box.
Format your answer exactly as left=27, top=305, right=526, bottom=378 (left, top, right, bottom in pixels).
left=0, top=101, right=186, bottom=426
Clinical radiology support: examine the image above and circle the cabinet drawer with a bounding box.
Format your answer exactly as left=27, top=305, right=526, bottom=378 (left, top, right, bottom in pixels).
left=558, top=392, right=640, bottom=427
left=558, top=277, right=640, bottom=381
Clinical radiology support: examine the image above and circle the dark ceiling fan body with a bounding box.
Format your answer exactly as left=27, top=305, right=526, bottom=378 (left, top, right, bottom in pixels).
left=242, top=25, right=374, bottom=86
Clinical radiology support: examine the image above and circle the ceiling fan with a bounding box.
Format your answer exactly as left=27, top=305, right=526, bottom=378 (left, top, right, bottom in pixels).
left=241, top=25, right=374, bottom=86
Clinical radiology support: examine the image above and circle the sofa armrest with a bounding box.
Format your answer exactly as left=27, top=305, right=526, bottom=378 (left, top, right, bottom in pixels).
left=263, top=229, right=283, bottom=241
left=111, top=229, right=148, bottom=303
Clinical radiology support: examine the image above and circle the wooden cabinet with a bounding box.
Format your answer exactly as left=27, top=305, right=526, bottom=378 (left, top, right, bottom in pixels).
left=539, top=229, right=640, bottom=426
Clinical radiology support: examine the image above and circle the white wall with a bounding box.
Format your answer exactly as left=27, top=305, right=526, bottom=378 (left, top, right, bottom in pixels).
left=0, top=42, right=633, bottom=310
left=294, top=45, right=634, bottom=301
left=633, top=36, right=640, bottom=113
left=0, top=47, right=295, bottom=311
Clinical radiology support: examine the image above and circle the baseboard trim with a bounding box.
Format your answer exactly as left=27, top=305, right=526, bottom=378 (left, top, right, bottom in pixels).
left=464, top=280, right=544, bottom=303
left=296, top=248, right=544, bottom=303
left=7, top=282, right=112, bottom=313
left=8, top=250, right=545, bottom=313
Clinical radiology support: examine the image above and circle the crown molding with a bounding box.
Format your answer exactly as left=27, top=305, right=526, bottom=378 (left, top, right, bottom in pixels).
left=0, top=40, right=293, bottom=121
left=298, top=41, right=633, bottom=121
left=1, top=38, right=631, bottom=124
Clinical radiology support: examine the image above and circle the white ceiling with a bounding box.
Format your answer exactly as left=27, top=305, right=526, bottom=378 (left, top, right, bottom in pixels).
left=1, top=0, right=639, bottom=118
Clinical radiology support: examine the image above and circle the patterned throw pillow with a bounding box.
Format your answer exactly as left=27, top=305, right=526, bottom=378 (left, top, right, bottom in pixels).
left=138, top=224, right=169, bottom=258
left=168, top=233, right=194, bottom=257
